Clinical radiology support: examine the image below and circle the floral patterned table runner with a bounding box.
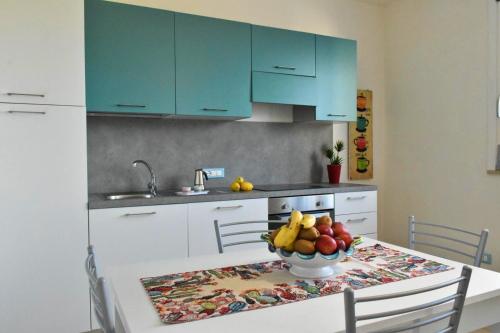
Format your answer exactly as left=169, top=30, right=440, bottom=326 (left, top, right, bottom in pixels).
left=140, top=244, right=452, bottom=325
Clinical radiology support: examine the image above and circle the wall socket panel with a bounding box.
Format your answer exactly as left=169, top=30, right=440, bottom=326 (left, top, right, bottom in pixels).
left=482, top=253, right=493, bottom=265
left=203, top=168, right=225, bottom=179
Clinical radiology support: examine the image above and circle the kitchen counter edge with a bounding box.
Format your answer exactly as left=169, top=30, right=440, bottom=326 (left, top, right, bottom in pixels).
left=88, top=183, right=378, bottom=209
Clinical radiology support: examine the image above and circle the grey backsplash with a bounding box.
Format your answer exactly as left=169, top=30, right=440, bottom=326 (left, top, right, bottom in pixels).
left=87, top=116, right=333, bottom=194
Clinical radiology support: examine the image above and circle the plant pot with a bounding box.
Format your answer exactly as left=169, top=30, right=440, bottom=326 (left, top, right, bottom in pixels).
left=327, top=164, right=341, bottom=184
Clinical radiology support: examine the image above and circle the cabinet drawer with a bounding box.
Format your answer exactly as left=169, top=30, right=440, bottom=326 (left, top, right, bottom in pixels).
left=89, top=204, right=188, bottom=268
left=335, top=191, right=377, bottom=215
left=335, top=212, right=377, bottom=236
left=188, top=198, right=268, bottom=256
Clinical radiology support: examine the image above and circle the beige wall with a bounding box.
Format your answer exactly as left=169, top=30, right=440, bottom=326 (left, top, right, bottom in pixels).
left=111, top=0, right=388, bottom=228
left=384, top=0, right=500, bottom=270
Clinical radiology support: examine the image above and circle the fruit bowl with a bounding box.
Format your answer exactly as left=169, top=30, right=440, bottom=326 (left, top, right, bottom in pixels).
left=274, top=246, right=354, bottom=279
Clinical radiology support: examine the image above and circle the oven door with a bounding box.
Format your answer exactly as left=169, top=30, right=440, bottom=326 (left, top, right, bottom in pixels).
left=268, top=210, right=333, bottom=231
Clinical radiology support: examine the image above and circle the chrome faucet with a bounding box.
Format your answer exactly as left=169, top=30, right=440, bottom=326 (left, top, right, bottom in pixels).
left=132, top=160, right=158, bottom=196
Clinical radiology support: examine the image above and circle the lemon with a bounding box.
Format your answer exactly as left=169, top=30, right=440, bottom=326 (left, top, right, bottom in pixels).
left=235, top=176, right=245, bottom=184
left=240, top=181, right=254, bottom=191
left=230, top=181, right=241, bottom=192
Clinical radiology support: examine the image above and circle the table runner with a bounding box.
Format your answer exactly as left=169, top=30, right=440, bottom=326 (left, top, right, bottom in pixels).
left=140, top=244, right=452, bottom=325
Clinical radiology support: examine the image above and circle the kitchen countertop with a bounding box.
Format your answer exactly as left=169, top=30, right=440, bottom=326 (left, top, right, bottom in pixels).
left=89, top=183, right=377, bottom=209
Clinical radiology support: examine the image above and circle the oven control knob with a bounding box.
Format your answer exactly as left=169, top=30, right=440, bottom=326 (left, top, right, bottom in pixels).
left=281, top=203, right=290, bottom=210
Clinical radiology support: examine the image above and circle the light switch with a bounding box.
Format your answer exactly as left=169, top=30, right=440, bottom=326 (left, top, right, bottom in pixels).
left=203, top=168, right=225, bottom=179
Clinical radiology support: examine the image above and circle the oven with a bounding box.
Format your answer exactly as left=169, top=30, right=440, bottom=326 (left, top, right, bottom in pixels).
left=268, top=194, right=334, bottom=230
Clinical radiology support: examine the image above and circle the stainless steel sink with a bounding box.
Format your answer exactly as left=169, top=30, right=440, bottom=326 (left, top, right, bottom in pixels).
left=105, top=192, right=154, bottom=200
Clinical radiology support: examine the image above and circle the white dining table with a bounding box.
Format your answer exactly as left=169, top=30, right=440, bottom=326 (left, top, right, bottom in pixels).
left=106, top=238, right=500, bottom=333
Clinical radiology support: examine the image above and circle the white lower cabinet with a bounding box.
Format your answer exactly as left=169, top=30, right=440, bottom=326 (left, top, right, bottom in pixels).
left=188, top=198, right=268, bottom=256
left=89, top=204, right=188, bottom=269
left=335, top=212, right=377, bottom=236
left=335, top=191, right=378, bottom=238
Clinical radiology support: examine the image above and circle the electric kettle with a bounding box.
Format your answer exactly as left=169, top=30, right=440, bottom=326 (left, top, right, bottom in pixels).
left=194, top=169, right=208, bottom=191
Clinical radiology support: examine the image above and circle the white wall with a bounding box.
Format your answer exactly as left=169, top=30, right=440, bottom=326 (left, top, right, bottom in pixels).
left=384, top=0, right=500, bottom=270
left=111, top=0, right=388, bottom=231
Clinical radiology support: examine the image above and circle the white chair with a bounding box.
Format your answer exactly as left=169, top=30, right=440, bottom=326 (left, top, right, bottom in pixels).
left=213, top=220, right=274, bottom=253
left=408, top=216, right=489, bottom=267
left=344, top=266, right=472, bottom=333
left=85, top=245, right=115, bottom=333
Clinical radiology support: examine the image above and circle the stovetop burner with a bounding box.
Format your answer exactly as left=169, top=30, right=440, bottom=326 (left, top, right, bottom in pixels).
left=254, top=184, right=326, bottom=191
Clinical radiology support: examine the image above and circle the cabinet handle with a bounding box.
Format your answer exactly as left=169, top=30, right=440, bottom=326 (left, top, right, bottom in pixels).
left=273, top=65, right=296, bottom=70
left=7, top=110, right=46, bottom=115
left=202, top=108, right=228, bottom=112
left=122, top=212, right=157, bottom=217
left=215, top=205, right=243, bottom=210
left=346, top=196, right=366, bottom=200
left=116, top=104, right=146, bottom=108
left=7, top=92, right=45, bottom=98
left=328, top=114, right=347, bottom=117
left=346, top=217, right=368, bottom=223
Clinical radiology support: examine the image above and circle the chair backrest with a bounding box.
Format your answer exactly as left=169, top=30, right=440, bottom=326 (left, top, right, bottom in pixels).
left=214, top=220, right=274, bottom=253
left=344, top=265, right=472, bottom=333
left=408, top=216, right=489, bottom=267
left=85, top=245, right=115, bottom=333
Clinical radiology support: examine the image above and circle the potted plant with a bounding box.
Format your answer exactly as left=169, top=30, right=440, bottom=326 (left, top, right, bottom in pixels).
left=325, top=140, right=344, bottom=184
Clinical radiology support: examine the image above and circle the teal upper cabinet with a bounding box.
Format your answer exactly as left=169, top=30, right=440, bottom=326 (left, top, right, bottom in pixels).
left=175, top=14, right=251, bottom=118
left=252, top=26, right=316, bottom=77
left=315, top=36, right=357, bottom=121
left=85, top=0, right=175, bottom=115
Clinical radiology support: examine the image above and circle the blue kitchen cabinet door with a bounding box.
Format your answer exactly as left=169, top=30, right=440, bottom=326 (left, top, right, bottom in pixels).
left=85, top=0, right=175, bottom=115
left=252, top=26, right=316, bottom=77
left=252, top=72, right=316, bottom=106
left=315, top=36, right=357, bottom=121
left=175, top=14, right=252, bottom=118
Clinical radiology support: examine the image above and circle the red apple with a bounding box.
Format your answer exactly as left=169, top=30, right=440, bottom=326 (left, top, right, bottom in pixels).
left=316, top=224, right=334, bottom=237
left=332, top=222, right=347, bottom=235
left=335, top=238, right=346, bottom=251
left=337, top=232, right=353, bottom=249
left=315, top=235, right=338, bottom=255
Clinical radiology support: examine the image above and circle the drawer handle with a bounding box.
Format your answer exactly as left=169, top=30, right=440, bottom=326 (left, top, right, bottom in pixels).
left=215, top=205, right=243, bottom=210
left=115, top=104, right=146, bottom=108
left=328, top=114, right=347, bottom=117
left=273, top=65, right=296, bottom=70
left=7, top=92, right=45, bottom=98
left=122, top=212, right=157, bottom=217
left=7, top=110, right=46, bottom=115
left=346, top=196, right=367, bottom=200
left=346, top=218, right=368, bottom=223
left=202, top=108, right=228, bottom=112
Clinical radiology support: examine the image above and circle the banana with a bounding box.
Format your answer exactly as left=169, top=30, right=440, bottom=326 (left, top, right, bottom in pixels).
left=273, top=210, right=303, bottom=248
left=301, top=214, right=316, bottom=229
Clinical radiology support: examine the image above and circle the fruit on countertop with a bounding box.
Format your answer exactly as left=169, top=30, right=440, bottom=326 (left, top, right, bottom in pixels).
left=298, top=227, right=320, bottom=241
left=300, top=214, right=316, bottom=229
left=315, top=235, right=337, bottom=255
left=230, top=181, right=241, bottom=192
left=294, top=239, right=316, bottom=255
left=316, top=215, right=333, bottom=227
left=240, top=181, right=254, bottom=191
left=230, top=176, right=253, bottom=192
left=316, top=224, right=334, bottom=237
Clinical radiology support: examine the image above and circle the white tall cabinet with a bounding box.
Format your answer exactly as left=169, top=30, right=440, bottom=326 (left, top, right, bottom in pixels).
left=0, top=1, right=88, bottom=332
left=0, top=0, right=85, bottom=106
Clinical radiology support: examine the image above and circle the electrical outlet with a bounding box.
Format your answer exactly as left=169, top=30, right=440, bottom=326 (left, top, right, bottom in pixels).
left=482, top=253, right=492, bottom=265
left=203, top=168, right=225, bottom=179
